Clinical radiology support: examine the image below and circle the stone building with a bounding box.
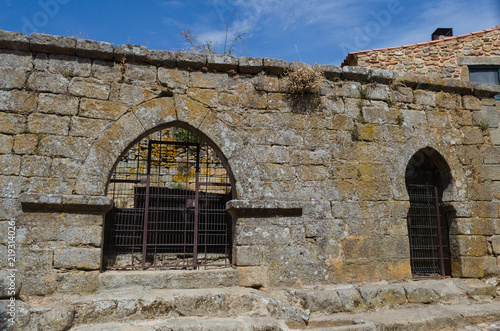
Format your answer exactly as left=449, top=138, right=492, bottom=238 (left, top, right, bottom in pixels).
left=0, top=30, right=499, bottom=329
left=342, top=25, right=500, bottom=84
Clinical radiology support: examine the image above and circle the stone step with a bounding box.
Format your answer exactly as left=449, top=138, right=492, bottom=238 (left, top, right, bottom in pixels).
left=5, top=278, right=498, bottom=330
left=19, top=287, right=304, bottom=330
left=98, top=268, right=238, bottom=291
left=69, top=316, right=378, bottom=331
left=59, top=300, right=500, bottom=331
left=282, top=278, right=498, bottom=316
left=314, top=300, right=500, bottom=331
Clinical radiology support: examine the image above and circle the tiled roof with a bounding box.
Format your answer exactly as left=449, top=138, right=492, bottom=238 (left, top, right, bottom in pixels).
left=341, top=26, right=500, bottom=67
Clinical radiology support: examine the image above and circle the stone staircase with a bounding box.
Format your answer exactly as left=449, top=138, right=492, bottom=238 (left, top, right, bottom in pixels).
left=2, top=270, right=500, bottom=330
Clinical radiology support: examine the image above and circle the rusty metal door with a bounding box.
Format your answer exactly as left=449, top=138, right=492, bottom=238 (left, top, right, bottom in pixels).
left=407, top=184, right=451, bottom=277
left=104, top=133, right=232, bottom=270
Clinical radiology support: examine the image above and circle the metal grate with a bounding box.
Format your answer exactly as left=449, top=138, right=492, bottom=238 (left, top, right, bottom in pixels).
left=104, top=129, right=232, bottom=270
left=407, top=184, right=451, bottom=277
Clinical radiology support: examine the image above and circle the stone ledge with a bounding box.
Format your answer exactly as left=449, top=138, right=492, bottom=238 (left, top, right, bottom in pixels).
left=226, top=199, right=303, bottom=217
left=20, top=193, right=113, bottom=213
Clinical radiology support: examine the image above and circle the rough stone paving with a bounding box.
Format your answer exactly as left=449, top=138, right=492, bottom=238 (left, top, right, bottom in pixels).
left=0, top=29, right=499, bottom=330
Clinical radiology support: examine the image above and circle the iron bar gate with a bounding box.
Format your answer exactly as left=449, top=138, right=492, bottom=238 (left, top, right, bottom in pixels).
left=407, top=184, right=451, bottom=277
left=104, top=131, right=232, bottom=270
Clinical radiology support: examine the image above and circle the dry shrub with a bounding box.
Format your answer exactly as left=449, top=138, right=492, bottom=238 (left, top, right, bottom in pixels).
left=284, top=65, right=325, bottom=95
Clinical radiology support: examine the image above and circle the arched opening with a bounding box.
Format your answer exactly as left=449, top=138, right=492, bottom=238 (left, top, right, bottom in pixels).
left=405, top=148, right=452, bottom=277
left=102, top=124, right=234, bottom=270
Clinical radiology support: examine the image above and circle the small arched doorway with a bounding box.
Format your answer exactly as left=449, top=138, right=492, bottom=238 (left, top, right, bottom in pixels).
left=405, top=148, right=452, bottom=277
left=103, top=125, right=234, bottom=270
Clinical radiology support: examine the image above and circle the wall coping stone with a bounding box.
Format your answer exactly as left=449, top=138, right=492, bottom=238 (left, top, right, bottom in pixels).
left=20, top=193, right=113, bottom=213
left=30, top=32, right=76, bottom=55
left=114, top=44, right=148, bottom=62
left=226, top=199, right=303, bottom=217
left=0, top=29, right=499, bottom=97
left=0, top=30, right=30, bottom=51
left=207, top=53, right=238, bottom=71
left=76, top=38, right=114, bottom=60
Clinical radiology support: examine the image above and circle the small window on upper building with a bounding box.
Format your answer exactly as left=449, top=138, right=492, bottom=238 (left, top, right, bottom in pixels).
left=469, top=66, right=500, bottom=85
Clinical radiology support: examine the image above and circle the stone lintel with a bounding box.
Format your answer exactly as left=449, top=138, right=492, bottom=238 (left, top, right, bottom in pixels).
left=458, top=56, right=500, bottom=66
left=226, top=199, right=303, bottom=217
left=20, top=193, right=112, bottom=213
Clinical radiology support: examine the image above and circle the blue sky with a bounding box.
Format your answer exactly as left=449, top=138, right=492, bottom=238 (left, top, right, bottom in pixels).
left=0, top=0, right=498, bottom=65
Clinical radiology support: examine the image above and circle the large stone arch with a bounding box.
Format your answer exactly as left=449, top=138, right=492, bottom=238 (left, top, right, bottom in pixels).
left=74, top=96, right=248, bottom=197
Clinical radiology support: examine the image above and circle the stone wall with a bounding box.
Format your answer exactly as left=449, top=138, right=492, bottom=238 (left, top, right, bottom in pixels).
left=342, top=27, right=500, bottom=80
left=0, top=30, right=500, bottom=297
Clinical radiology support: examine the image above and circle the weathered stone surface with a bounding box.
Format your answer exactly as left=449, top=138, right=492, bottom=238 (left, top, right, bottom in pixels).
left=190, top=72, right=229, bottom=89
left=0, top=154, right=21, bottom=175
left=235, top=245, right=264, bottom=266
left=316, top=64, right=342, bottom=80
left=0, top=90, right=37, bottom=113
left=454, top=257, right=485, bottom=278
left=69, top=77, right=110, bottom=99
left=30, top=33, right=76, bottom=55
left=118, top=83, right=161, bottom=106
left=0, top=134, right=14, bottom=154
left=79, top=98, right=128, bottom=120
left=70, top=117, right=111, bottom=138
left=48, top=54, right=92, bottom=78
left=336, top=287, right=367, bottom=312
left=28, top=72, right=69, bottom=93
left=0, top=175, right=25, bottom=198
left=239, top=57, right=264, bottom=74
left=207, top=54, right=238, bottom=71
left=293, top=289, right=342, bottom=314
left=37, top=93, right=79, bottom=116
left=158, top=67, right=190, bottom=89
left=28, top=113, right=70, bottom=135
left=359, top=285, right=406, bottom=308
left=0, top=30, right=29, bottom=51
left=0, top=113, right=25, bottom=134
left=0, top=68, right=27, bottom=89
left=237, top=266, right=269, bottom=287
left=39, top=135, right=92, bottom=161
left=177, top=52, right=207, bottom=69
left=414, top=90, right=437, bottom=107
left=123, top=63, right=157, bottom=83
left=76, top=38, right=114, bottom=59
left=91, top=59, right=121, bottom=81
left=20, top=155, right=51, bottom=177
left=114, top=44, right=148, bottom=62
left=263, top=58, right=287, bottom=75
left=403, top=284, right=440, bottom=303
left=0, top=50, right=32, bottom=70
left=0, top=269, right=21, bottom=298
left=450, top=219, right=495, bottom=235
left=0, top=300, right=30, bottom=331
left=463, top=95, right=482, bottom=110
left=147, top=49, right=176, bottom=66
left=342, top=66, right=370, bottom=81
left=368, top=68, right=394, bottom=84
left=451, top=235, right=488, bottom=257
left=54, top=248, right=100, bottom=270
left=13, top=134, right=37, bottom=155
